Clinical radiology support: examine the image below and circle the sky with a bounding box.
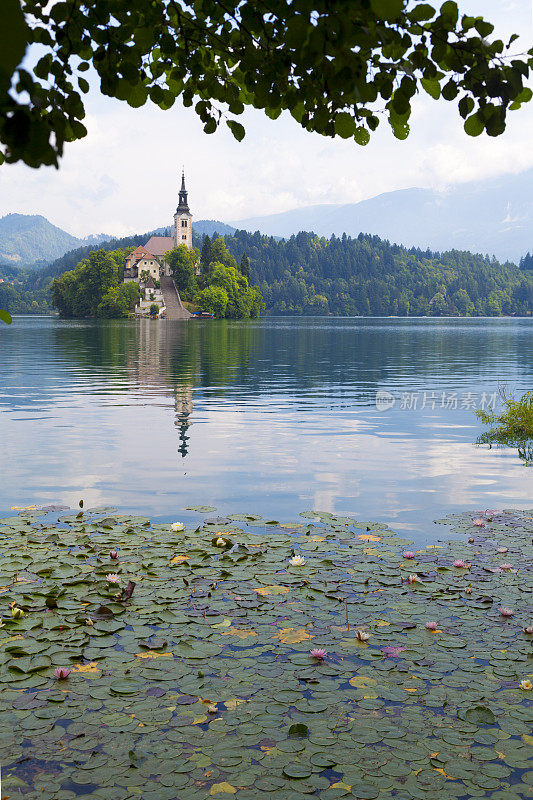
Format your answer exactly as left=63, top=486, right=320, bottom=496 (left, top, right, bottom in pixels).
left=0, top=0, right=531, bottom=238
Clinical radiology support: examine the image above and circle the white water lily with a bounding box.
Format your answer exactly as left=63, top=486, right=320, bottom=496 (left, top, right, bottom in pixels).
left=356, top=629, right=370, bottom=642
left=215, top=537, right=226, bottom=547
left=289, top=555, right=306, bottom=566
left=171, top=521, right=185, bottom=532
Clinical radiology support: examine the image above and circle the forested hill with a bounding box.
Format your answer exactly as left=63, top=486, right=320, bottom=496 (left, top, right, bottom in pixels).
left=3, top=227, right=533, bottom=317
left=210, top=229, right=533, bottom=317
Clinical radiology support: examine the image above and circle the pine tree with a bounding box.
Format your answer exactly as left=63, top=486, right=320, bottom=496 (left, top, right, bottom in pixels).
left=200, top=235, right=214, bottom=272
left=240, top=252, right=251, bottom=281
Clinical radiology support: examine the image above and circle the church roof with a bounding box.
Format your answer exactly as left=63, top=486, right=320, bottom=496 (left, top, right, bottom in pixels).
left=128, top=245, right=152, bottom=260
left=144, top=236, right=175, bottom=257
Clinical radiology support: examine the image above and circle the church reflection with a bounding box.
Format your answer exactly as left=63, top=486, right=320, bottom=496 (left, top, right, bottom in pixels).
left=175, top=385, right=193, bottom=458
left=133, top=319, right=198, bottom=460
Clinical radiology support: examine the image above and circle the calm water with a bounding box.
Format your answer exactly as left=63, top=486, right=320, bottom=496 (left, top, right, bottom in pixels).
left=1, top=316, right=532, bottom=543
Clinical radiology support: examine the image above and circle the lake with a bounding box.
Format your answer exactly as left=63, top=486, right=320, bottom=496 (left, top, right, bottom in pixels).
left=1, top=316, right=532, bottom=543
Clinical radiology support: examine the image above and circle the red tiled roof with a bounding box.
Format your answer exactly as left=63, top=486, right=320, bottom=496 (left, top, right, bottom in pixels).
left=144, top=236, right=175, bottom=257
left=128, top=245, right=152, bottom=261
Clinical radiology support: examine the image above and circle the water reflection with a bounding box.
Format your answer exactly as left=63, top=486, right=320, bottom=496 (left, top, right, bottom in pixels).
left=1, top=316, right=532, bottom=542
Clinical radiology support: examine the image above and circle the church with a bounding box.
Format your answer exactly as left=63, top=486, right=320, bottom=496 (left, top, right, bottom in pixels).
left=123, top=171, right=193, bottom=283
left=123, top=172, right=194, bottom=319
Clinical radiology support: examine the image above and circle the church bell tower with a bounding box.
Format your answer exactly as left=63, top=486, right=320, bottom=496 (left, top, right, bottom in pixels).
left=173, top=170, right=193, bottom=249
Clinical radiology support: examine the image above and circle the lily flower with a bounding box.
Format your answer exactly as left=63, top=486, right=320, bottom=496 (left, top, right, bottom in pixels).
left=524, top=626, right=533, bottom=635
left=171, top=522, right=185, bottom=531
left=85, top=618, right=94, bottom=626
left=382, top=645, right=406, bottom=657
left=289, top=555, right=306, bottom=566
left=519, top=679, right=532, bottom=690
left=356, top=630, right=370, bottom=642
left=215, top=537, right=227, bottom=547
left=472, top=518, right=485, bottom=527
left=500, top=607, right=514, bottom=617
left=425, top=621, right=438, bottom=630
left=403, top=551, right=415, bottom=559
left=54, top=667, right=70, bottom=680
left=106, top=573, right=120, bottom=584
left=465, top=586, right=472, bottom=594
left=310, top=648, right=327, bottom=660
left=453, top=559, right=467, bottom=568
left=497, top=547, right=508, bottom=554
left=499, top=563, right=513, bottom=571
left=486, top=510, right=503, bottom=516
left=109, top=550, right=118, bottom=559
left=207, top=704, right=218, bottom=713
left=407, top=574, right=421, bottom=584
left=11, top=607, right=24, bottom=619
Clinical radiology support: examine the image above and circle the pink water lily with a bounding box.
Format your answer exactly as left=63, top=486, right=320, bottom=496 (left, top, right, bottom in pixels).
left=499, top=563, right=513, bottom=571
left=453, top=559, right=467, bottom=568
left=106, top=573, right=120, bottom=584
left=310, top=648, right=327, bottom=660
left=54, top=667, right=70, bottom=680
left=497, top=547, right=508, bottom=554
left=407, top=574, right=421, bottom=584
left=403, top=551, right=415, bottom=559
left=500, top=607, right=514, bottom=617
left=425, top=621, right=438, bottom=630
left=109, top=550, right=118, bottom=559
left=486, top=510, right=503, bottom=516
left=524, top=626, right=533, bottom=635
left=382, top=645, right=406, bottom=657
left=472, top=518, right=485, bottom=527
left=465, top=586, right=472, bottom=594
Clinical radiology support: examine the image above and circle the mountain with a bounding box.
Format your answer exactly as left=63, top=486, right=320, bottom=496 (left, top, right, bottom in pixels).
left=0, top=214, right=82, bottom=265
left=232, top=170, right=533, bottom=263
left=0, top=213, right=111, bottom=266
left=193, top=219, right=236, bottom=237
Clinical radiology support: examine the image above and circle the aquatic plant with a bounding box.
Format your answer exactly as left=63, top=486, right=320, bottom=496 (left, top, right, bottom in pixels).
left=0, top=506, right=531, bottom=799
left=289, top=554, right=306, bottom=566
left=54, top=667, right=70, bottom=680
left=476, top=390, right=533, bottom=465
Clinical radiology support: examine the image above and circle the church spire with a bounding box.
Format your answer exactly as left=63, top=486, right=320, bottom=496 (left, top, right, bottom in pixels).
left=177, top=169, right=190, bottom=214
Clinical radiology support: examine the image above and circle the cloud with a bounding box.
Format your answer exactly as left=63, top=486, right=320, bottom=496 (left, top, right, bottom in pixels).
left=0, top=0, right=530, bottom=237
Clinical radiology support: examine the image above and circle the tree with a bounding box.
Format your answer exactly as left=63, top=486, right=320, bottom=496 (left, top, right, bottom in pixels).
left=198, top=285, right=229, bottom=318
left=239, top=253, right=251, bottom=281
left=51, top=247, right=126, bottom=317
left=166, top=245, right=198, bottom=296
left=200, top=235, right=214, bottom=273
left=210, top=238, right=238, bottom=271
left=2, top=0, right=532, bottom=167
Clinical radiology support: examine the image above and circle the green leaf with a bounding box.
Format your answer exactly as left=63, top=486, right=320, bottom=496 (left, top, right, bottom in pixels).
left=334, top=112, right=356, bottom=138
left=370, top=0, right=403, bottom=21
left=465, top=706, right=496, bottom=724
left=0, top=309, right=12, bottom=324
left=408, top=3, right=435, bottom=22
left=0, top=0, right=29, bottom=93
left=439, top=1, right=459, bottom=26
left=421, top=78, right=441, bottom=100
left=226, top=119, right=245, bottom=141
left=464, top=113, right=484, bottom=136
left=474, top=19, right=494, bottom=37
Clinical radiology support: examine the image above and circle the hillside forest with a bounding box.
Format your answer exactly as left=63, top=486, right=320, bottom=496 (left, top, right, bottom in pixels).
left=1, top=228, right=533, bottom=317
